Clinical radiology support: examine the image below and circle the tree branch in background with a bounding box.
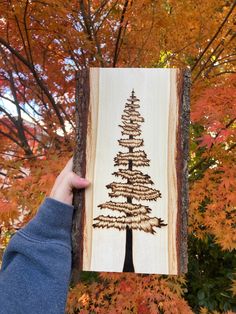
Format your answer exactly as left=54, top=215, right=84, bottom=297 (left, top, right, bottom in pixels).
left=0, top=129, right=22, bottom=147
left=191, top=1, right=236, bottom=73
left=112, top=0, right=129, bottom=67
left=79, top=0, right=105, bottom=66
left=0, top=37, right=67, bottom=135
left=8, top=70, right=34, bottom=156
left=193, top=31, right=236, bottom=82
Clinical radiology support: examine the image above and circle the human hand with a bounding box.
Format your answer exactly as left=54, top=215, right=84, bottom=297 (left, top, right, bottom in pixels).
left=50, top=158, right=90, bottom=206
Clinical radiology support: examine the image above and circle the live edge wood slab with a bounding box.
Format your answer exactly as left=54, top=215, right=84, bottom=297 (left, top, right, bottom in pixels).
left=72, top=68, right=190, bottom=284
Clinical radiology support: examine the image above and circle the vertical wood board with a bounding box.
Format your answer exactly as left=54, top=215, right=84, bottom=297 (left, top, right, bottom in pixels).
left=73, top=68, right=190, bottom=278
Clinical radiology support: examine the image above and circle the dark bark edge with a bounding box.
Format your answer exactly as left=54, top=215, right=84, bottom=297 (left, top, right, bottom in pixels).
left=176, top=69, right=191, bottom=274
left=71, top=68, right=90, bottom=285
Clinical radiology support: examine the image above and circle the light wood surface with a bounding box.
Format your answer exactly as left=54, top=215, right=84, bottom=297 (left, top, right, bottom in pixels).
left=73, top=68, right=189, bottom=276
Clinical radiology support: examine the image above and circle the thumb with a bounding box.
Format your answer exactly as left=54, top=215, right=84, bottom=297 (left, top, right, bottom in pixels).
left=69, top=173, right=90, bottom=190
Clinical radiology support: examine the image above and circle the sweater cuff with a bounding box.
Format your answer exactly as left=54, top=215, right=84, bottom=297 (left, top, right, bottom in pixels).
left=20, top=197, right=74, bottom=245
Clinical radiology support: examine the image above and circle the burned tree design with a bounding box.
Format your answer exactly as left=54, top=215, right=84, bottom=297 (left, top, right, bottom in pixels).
left=93, top=90, right=167, bottom=272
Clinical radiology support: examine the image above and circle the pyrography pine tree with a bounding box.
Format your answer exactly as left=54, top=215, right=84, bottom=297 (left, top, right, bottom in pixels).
left=93, top=90, right=167, bottom=272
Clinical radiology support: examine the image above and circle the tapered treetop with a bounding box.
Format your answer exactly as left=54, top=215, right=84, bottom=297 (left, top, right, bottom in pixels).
left=93, top=90, right=166, bottom=234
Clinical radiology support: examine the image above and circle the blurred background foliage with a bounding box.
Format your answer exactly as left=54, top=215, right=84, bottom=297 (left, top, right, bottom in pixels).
left=0, top=0, right=235, bottom=313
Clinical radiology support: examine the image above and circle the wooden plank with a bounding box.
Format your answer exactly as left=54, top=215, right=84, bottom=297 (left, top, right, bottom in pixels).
left=72, top=68, right=190, bottom=279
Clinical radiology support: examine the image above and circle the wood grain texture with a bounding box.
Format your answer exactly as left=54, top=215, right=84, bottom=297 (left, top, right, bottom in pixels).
left=177, top=69, right=190, bottom=273
left=83, top=68, right=100, bottom=271
left=73, top=68, right=190, bottom=277
left=71, top=69, right=90, bottom=284
left=167, top=70, right=178, bottom=274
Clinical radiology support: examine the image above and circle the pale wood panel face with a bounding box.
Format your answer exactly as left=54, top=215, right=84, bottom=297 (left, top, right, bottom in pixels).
left=83, top=68, right=186, bottom=274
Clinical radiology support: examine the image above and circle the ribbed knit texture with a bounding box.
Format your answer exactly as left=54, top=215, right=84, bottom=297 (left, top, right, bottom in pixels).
left=0, top=198, right=74, bottom=314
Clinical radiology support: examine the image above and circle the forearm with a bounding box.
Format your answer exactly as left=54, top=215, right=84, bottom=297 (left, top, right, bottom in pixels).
left=0, top=198, right=74, bottom=314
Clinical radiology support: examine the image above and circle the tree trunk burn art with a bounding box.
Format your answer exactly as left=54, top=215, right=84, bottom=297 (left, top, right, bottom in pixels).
left=72, top=68, right=190, bottom=278
left=92, top=90, right=167, bottom=272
